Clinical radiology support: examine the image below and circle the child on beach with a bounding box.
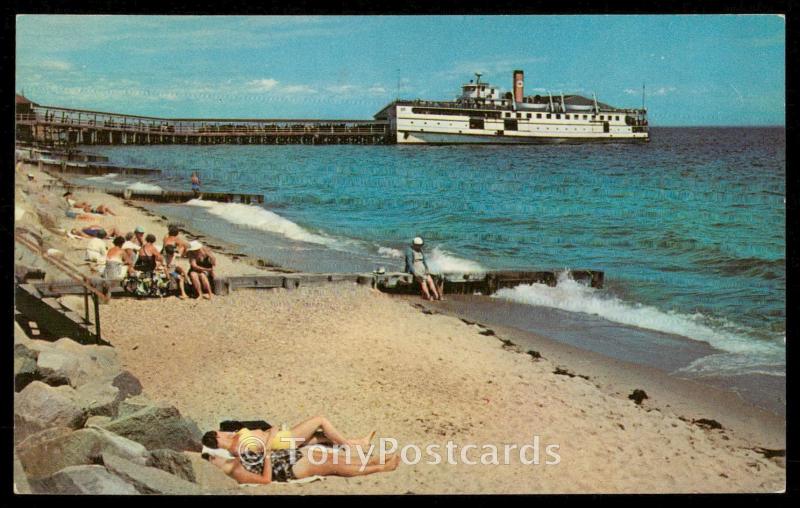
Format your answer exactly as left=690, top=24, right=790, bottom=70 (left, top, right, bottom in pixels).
left=162, top=244, right=188, bottom=299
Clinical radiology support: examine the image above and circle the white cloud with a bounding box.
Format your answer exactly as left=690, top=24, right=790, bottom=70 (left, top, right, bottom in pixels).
left=281, top=84, right=317, bottom=94
left=247, top=78, right=279, bottom=91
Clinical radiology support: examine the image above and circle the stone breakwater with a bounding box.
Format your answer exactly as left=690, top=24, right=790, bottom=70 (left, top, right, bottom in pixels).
left=13, top=321, right=216, bottom=495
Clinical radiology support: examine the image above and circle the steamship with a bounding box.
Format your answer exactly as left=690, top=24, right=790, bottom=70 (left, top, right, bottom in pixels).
left=374, top=70, right=649, bottom=144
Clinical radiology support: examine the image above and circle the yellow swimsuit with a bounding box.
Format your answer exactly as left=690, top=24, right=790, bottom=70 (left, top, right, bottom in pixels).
left=236, top=426, right=294, bottom=451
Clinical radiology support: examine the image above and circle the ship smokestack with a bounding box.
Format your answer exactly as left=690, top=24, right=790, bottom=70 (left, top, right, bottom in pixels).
left=513, top=69, right=524, bottom=103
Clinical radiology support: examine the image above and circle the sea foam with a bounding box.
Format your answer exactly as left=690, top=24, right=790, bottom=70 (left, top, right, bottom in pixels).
left=494, top=271, right=784, bottom=375
left=186, top=199, right=333, bottom=245
left=426, top=247, right=485, bottom=274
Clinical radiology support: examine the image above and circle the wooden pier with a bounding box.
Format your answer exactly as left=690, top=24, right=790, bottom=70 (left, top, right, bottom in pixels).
left=16, top=99, right=390, bottom=146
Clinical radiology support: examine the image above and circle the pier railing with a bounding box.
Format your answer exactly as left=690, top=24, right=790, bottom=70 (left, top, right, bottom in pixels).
left=17, top=112, right=388, bottom=135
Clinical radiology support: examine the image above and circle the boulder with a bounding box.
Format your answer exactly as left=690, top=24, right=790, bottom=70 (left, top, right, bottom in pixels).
left=116, top=394, right=154, bottom=418
left=102, top=453, right=202, bottom=495
left=14, top=381, right=86, bottom=443
left=13, top=451, right=32, bottom=494
left=85, top=415, right=113, bottom=427
left=36, top=338, right=121, bottom=388
left=30, top=465, right=139, bottom=495
left=112, top=370, right=144, bottom=399
left=75, top=379, right=121, bottom=418
left=16, top=426, right=149, bottom=480
left=14, top=355, right=40, bottom=392
left=146, top=449, right=197, bottom=483
left=101, top=404, right=202, bottom=452
left=184, top=452, right=240, bottom=493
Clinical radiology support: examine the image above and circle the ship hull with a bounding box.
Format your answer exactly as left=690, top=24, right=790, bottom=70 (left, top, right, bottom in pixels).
left=397, top=130, right=649, bottom=144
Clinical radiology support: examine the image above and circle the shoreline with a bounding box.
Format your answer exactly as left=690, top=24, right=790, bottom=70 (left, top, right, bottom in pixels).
left=14, top=158, right=785, bottom=493
left=33, top=158, right=786, bottom=428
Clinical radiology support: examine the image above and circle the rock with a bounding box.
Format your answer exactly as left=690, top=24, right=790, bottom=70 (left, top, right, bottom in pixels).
left=102, top=453, right=202, bottom=495
left=16, top=426, right=149, bottom=480
left=146, top=449, right=197, bottom=483
left=112, top=370, right=143, bottom=400
left=14, top=381, right=86, bottom=443
left=185, top=452, right=240, bottom=492
left=30, top=465, right=139, bottom=495
left=36, top=338, right=121, bottom=388
left=13, top=451, right=32, bottom=494
left=101, top=404, right=202, bottom=452
left=14, top=355, right=40, bottom=392
left=693, top=418, right=723, bottom=430
left=116, top=394, right=156, bottom=419
left=85, top=415, right=113, bottom=427
left=75, top=379, right=121, bottom=417
left=628, top=389, right=649, bottom=405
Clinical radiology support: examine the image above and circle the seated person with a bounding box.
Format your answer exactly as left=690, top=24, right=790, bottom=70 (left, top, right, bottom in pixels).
left=63, top=191, right=115, bottom=216
left=162, top=244, right=188, bottom=299
left=187, top=241, right=216, bottom=300
left=201, top=416, right=392, bottom=485
left=133, top=234, right=163, bottom=273
left=103, top=236, right=134, bottom=280
left=404, top=237, right=443, bottom=301
left=131, top=226, right=146, bottom=247
left=71, top=225, right=122, bottom=239
left=162, top=225, right=189, bottom=257
left=85, top=237, right=108, bottom=267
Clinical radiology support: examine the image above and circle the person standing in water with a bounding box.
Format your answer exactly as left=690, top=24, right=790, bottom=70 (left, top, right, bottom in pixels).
left=191, top=172, right=201, bottom=198
left=404, top=236, right=443, bottom=301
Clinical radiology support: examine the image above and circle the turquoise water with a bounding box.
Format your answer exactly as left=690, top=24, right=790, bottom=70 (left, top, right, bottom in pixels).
left=82, top=127, right=785, bottom=383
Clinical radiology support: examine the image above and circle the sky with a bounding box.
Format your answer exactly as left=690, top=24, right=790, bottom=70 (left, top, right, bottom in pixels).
left=16, top=15, right=785, bottom=126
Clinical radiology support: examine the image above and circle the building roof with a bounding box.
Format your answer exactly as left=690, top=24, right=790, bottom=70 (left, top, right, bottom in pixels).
left=16, top=94, right=37, bottom=106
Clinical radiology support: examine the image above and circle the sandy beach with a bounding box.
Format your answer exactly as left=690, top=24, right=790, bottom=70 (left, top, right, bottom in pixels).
left=14, top=161, right=786, bottom=494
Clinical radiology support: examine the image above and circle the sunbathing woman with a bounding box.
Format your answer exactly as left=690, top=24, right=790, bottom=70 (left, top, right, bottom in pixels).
left=71, top=225, right=122, bottom=239
left=63, top=192, right=116, bottom=216
left=201, top=416, right=394, bottom=484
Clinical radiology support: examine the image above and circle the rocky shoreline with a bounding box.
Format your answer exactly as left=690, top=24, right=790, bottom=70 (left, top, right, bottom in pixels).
left=14, top=321, right=218, bottom=495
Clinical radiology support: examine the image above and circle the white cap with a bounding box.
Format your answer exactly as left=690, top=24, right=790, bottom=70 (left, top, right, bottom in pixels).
left=187, top=240, right=203, bottom=252
left=412, top=237, right=424, bottom=246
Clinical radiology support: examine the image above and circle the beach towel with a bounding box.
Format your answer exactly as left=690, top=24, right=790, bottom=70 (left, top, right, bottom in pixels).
left=219, top=420, right=272, bottom=432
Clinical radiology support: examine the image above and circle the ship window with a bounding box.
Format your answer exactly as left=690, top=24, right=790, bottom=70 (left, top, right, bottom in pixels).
left=600, top=115, right=604, bottom=120
left=526, top=113, right=531, bottom=119
left=469, top=118, right=484, bottom=130
left=616, top=116, right=620, bottom=121
left=583, top=115, right=588, bottom=119
left=546, top=114, right=551, bottom=119
left=504, top=119, right=518, bottom=131
left=565, top=114, right=570, bottom=120
left=537, top=113, right=542, bottom=119
left=516, top=113, right=522, bottom=118
left=505, top=112, right=511, bottom=117
left=556, top=114, right=561, bottom=119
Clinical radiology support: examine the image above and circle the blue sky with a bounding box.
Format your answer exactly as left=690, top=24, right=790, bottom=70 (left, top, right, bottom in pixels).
left=16, top=15, right=785, bottom=126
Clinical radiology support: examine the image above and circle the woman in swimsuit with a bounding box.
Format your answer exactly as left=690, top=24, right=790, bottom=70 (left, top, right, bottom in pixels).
left=71, top=225, right=122, bottom=239
left=103, top=236, right=133, bottom=280
left=162, top=225, right=189, bottom=257
left=134, top=234, right=163, bottom=273
left=187, top=240, right=215, bottom=300
left=201, top=416, right=396, bottom=485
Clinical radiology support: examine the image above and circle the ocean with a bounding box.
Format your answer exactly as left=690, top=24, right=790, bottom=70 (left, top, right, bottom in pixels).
left=76, top=127, right=786, bottom=414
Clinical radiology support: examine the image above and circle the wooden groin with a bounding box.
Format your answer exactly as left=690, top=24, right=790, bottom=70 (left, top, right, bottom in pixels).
left=106, top=189, right=265, bottom=205
left=30, top=269, right=603, bottom=301
left=33, top=157, right=161, bottom=176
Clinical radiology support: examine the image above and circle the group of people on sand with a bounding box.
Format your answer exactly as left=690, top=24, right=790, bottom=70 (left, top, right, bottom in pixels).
left=98, top=224, right=218, bottom=299
left=200, top=416, right=398, bottom=485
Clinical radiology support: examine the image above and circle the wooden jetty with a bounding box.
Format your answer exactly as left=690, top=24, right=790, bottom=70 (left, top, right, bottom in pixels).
left=30, top=269, right=603, bottom=300
left=33, top=157, right=160, bottom=176
left=16, top=97, right=390, bottom=146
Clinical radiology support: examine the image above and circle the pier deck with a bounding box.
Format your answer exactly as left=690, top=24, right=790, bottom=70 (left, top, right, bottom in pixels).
left=17, top=103, right=390, bottom=146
